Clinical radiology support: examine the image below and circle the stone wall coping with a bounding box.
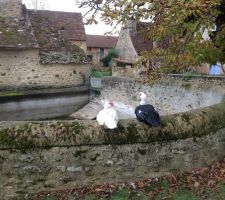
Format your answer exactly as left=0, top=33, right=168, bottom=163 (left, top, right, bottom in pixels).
left=101, top=75, right=225, bottom=85
left=0, top=85, right=88, bottom=102
left=0, top=83, right=90, bottom=93
left=167, top=74, right=225, bottom=80
left=101, top=76, right=225, bottom=100
left=0, top=99, right=225, bottom=149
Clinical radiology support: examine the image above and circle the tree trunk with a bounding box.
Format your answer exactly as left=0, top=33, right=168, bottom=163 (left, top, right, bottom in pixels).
left=221, top=64, right=225, bottom=76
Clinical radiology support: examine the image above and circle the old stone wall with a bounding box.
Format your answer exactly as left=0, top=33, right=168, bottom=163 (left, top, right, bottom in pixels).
left=1, top=129, right=225, bottom=199
left=71, top=41, right=87, bottom=53
left=100, top=76, right=225, bottom=115
left=112, top=64, right=145, bottom=78
left=0, top=0, right=22, bottom=18
left=0, top=98, right=225, bottom=199
left=0, top=49, right=91, bottom=90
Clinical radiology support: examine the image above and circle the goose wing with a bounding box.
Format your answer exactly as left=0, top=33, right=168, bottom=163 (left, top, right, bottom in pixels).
left=135, top=104, right=160, bottom=127
left=104, top=108, right=118, bottom=129
left=97, top=109, right=105, bottom=125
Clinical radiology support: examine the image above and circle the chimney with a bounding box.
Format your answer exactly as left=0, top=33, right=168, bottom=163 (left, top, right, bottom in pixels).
left=123, top=17, right=137, bottom=34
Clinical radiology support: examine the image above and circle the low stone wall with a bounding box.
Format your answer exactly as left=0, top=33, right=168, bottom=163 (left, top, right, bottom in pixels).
left=1, top=99, right=225, bottom=199
left=100, top=76, right=225, bottom=115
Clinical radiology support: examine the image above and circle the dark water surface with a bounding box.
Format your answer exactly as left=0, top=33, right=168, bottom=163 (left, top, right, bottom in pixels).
left=0, top=91, right=89, bottom=121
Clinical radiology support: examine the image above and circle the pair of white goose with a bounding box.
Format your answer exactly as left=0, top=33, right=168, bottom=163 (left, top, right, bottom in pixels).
left=97, top=92, right=160, bottom=129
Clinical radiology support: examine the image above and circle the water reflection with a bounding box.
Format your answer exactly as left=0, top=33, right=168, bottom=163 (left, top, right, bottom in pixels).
left=0, top=94, right=88, bottom=121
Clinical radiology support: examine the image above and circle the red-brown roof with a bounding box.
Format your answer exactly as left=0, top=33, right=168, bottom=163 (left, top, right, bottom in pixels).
left=86, top=35, right=118, bottom=49
left=28, top=10, right=86, bottom=50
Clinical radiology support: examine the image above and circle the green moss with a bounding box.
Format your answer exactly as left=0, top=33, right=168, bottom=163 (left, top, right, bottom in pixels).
left=0, top=91, right=24, bottom=97
left=0, top=16, right=5, bottom=22
left=109, top=188, right=130, bottom=200
left=182, top=72, right=193, bottom=81
left=170, top=189, right=199, bottom=200
left=103, top=123, right=141, bottom=144
left=0, top=128, right=17, bottom=147
left=70, top=122, right=85, bottom=134
left=0, top=100, right=225, bottom=149
left=137, top=147, right=147, bottom=155
left=73, top=149, right=88, bottom=157
left=125, top=123, right=140, bottom=143
left=1, top=29, right=19, bottom=42
left=65, top=122, right=85, bottom=142
left=0, top=124, right=36, bottom=149
left=89, top=153, right=100, bottom=161
left=181, top=82, right=192, bottom=89
left=137, top=100, right=225, bottom=143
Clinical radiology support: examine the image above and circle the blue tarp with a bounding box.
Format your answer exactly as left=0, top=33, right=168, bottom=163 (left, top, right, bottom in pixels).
left=209, top=64, right=221, bottom=75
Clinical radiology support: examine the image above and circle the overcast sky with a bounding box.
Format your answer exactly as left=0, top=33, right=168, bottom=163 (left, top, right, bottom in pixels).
left=22, top=0, right=120, bottom=36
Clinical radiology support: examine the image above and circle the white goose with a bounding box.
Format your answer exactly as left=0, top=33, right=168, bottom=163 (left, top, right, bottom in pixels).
left=97, top=100, right=118, bottom=129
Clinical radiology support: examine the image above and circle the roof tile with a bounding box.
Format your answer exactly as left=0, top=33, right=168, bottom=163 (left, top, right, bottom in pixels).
left=0, top=6, right=38, bottom=49
left=86, top=34, right=118, bottom=49
left=28, top=10, right=86, bottom=50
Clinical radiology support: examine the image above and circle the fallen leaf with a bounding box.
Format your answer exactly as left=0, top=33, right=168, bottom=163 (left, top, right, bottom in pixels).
left=194, top=181, right=200, bottom=188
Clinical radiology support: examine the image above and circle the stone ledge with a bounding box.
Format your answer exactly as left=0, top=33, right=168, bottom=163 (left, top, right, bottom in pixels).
left=168, top=74, right=225, bottom=80
left=0, top=85, right=88, bottom=102
left=0, top=100, right=225, bottom=149
left=101, top=76, right=225, bottom=91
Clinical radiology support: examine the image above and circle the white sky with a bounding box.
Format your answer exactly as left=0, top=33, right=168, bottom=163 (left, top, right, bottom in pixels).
left=22, top=0, right=120, bottom=36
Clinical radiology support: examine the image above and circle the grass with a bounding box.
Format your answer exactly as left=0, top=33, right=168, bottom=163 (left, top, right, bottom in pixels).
left=33, top=182, right=225, bottom=200
left=25, top=159, right=225, bottom=200
left=0, top=91, right=24, bottom=97
left=170, top=190, right=199, bottom=200
left=90, top=69, right=112, bottom=78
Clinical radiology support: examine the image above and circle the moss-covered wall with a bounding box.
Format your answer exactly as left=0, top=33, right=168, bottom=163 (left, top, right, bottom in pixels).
left=0, top=90, right=225, bottom=199
left=1, top=99, right=225, bottom=149
left=1, top=129, right=225, bottom=199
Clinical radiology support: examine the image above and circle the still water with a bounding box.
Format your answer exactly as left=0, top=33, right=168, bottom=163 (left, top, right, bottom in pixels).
left=0, top=93, right=88, bottom=121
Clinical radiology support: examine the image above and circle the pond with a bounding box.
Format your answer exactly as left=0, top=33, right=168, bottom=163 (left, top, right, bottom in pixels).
left=0, top=88, right=89, bottom=121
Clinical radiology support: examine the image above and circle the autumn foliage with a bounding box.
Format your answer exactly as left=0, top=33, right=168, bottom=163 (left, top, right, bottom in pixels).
left=77, top=0, right=225, bottom=74
left=28, top=158, right=225, bottom=199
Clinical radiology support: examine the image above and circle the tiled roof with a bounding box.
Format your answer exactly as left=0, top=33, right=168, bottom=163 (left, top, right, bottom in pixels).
left=28, top=10, right=86, bottom=50
left=0, top=7, right=86, bottom=51
left=86, top=35, right=118, bottom=48
left=0, top=6, right=38, bottom=49
left=0, top=4, right=89, bottom=64
left=130, top=22, right=153, bottom=55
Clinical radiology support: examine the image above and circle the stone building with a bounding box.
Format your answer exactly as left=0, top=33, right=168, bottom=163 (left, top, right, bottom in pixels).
left=0, top=0, right=90, bottom=90
left=86, top=34, right=118, bottom=65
